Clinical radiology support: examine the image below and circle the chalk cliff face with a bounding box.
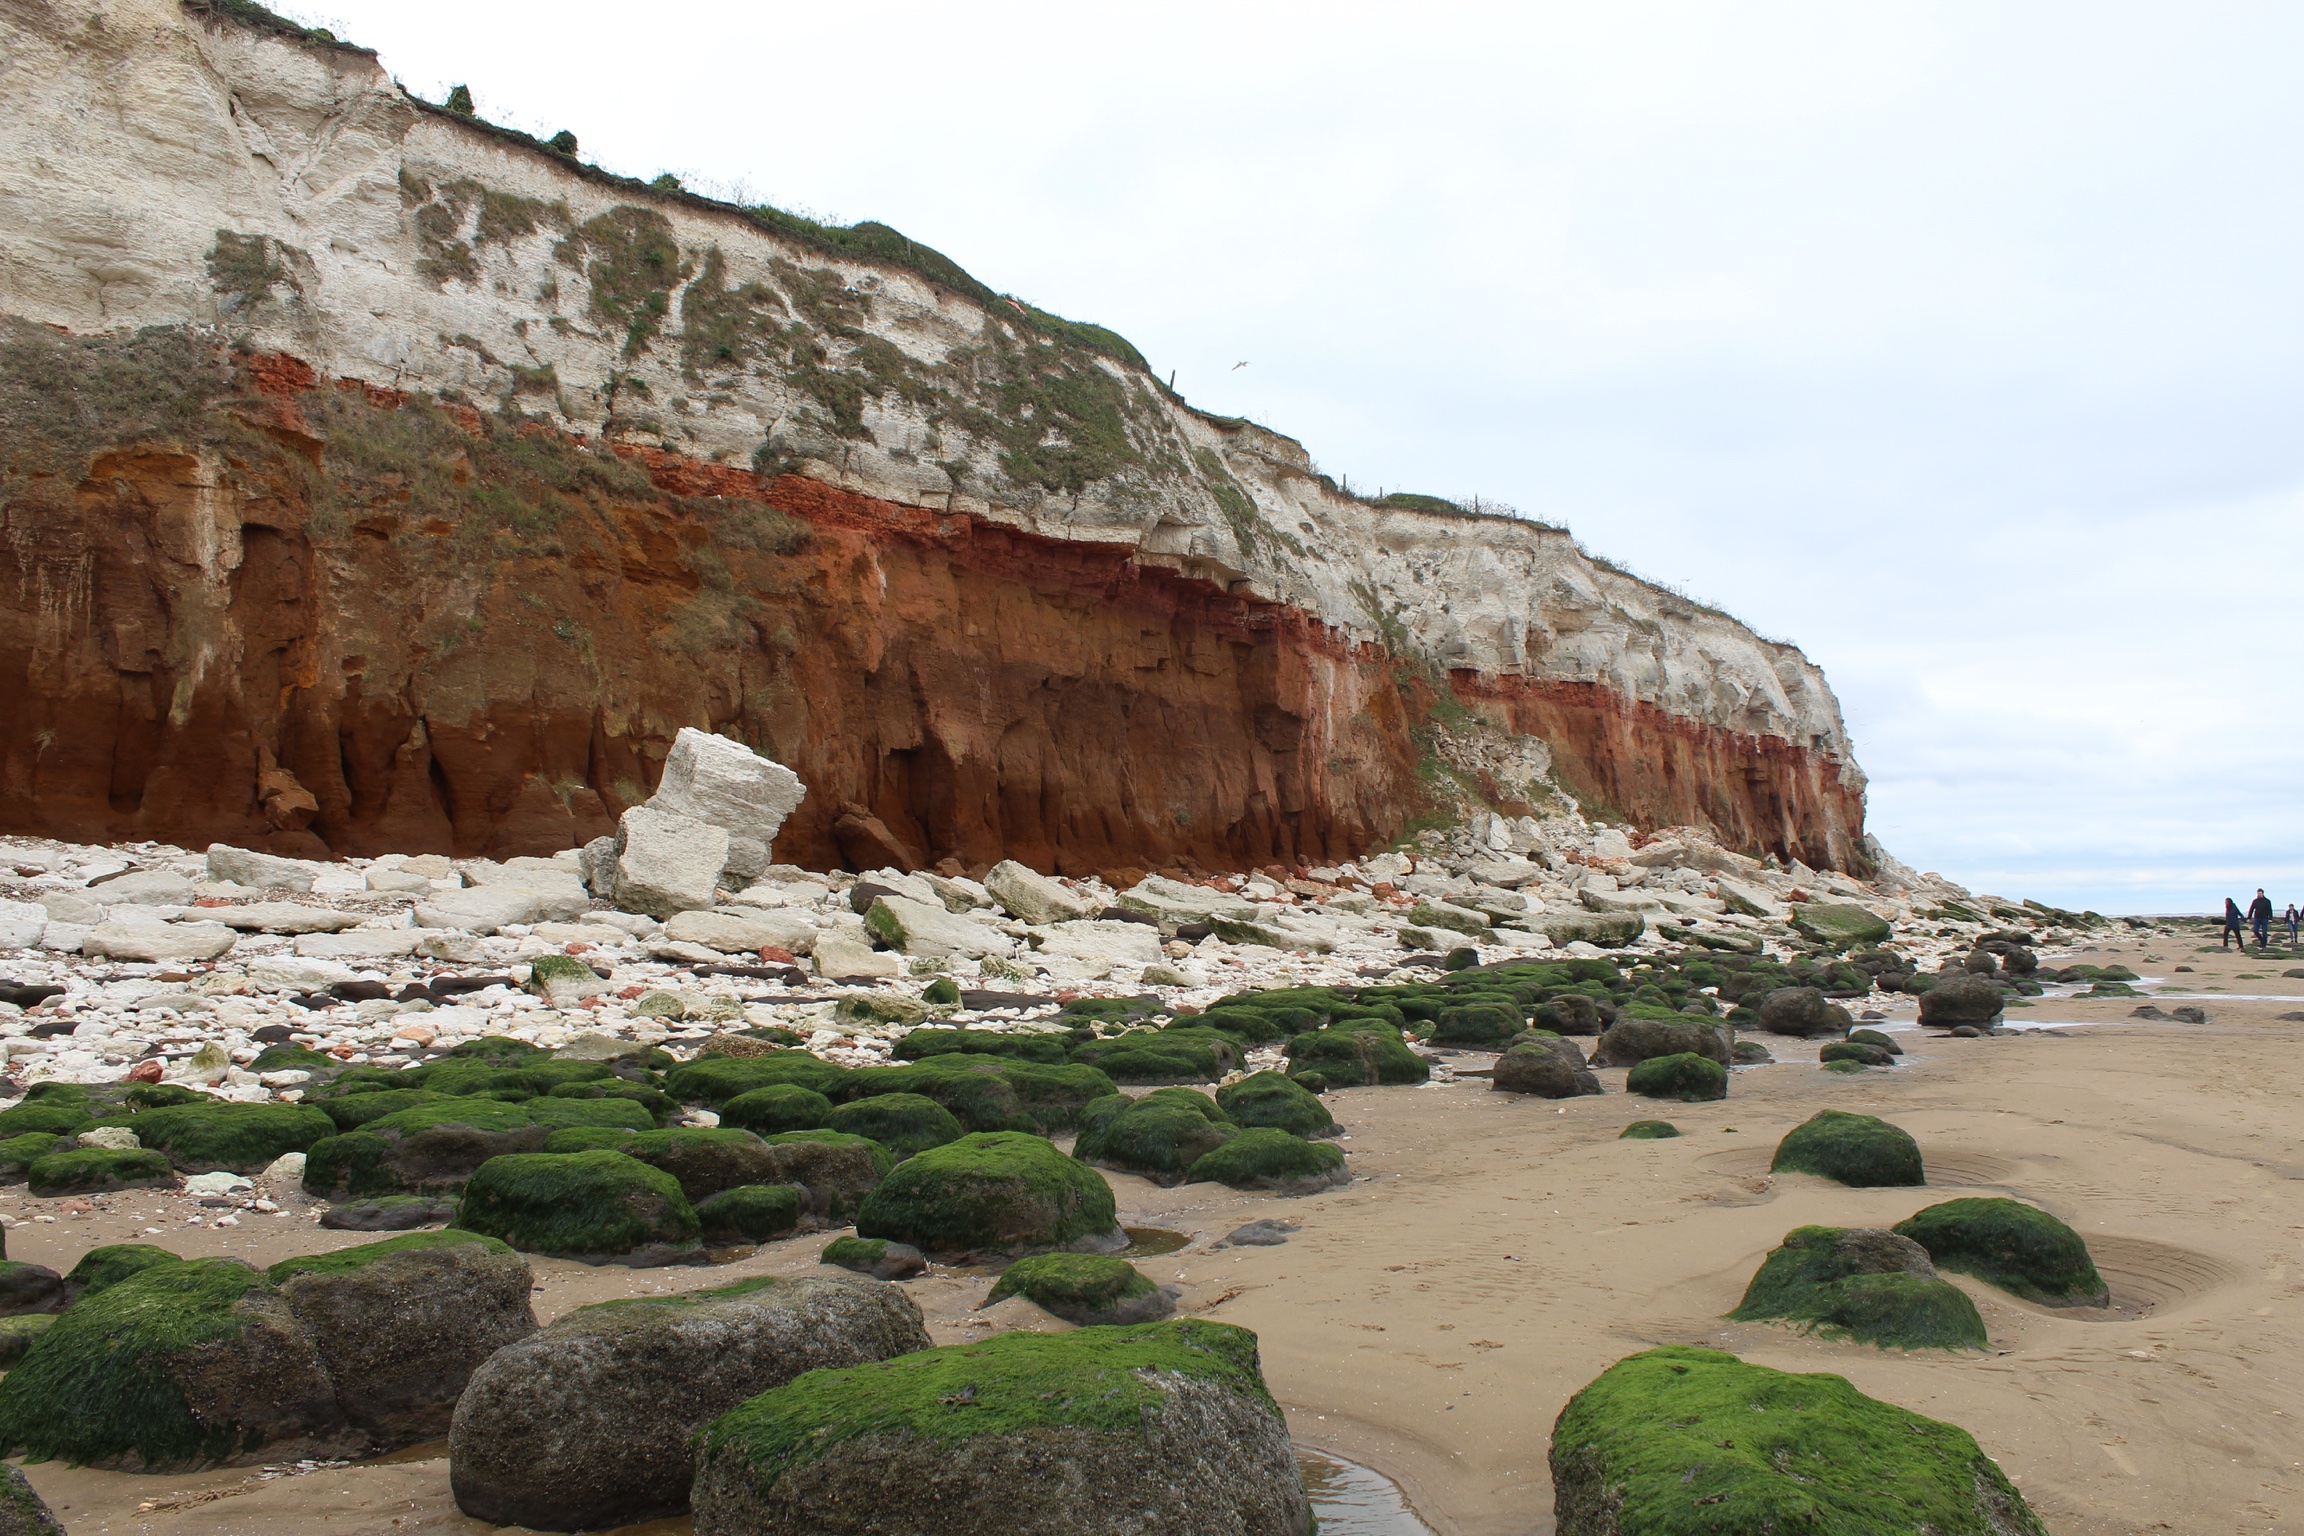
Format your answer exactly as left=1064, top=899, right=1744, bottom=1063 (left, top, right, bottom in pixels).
left=0, top=0, right=1870, bottom=874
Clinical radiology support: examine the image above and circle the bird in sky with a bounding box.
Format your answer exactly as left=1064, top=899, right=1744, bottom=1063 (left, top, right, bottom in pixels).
left=1232, top=361, right=1250, bottom=370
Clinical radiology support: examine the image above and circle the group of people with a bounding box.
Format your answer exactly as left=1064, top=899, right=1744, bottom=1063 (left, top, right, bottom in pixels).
left=2221, top=889, right=2299, bottom=949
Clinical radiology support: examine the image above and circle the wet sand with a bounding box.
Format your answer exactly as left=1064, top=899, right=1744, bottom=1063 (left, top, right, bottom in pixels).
left=13, top=935, right=2303, bottom=1535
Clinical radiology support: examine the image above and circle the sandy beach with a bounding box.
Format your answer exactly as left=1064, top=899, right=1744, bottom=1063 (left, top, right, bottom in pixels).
left=8, top=932, right=2299, bottom=1535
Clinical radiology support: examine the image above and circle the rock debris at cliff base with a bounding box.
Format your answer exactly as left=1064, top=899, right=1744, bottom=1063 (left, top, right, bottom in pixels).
left=0, top=812, right=2165, bottom=1107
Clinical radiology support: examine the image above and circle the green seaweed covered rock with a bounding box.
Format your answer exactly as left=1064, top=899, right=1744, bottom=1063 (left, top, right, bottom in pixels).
left=1619, top=1120, right=1681, bottom=1139
left=842, top=1056, right=1119, bottom=1134
left=0, top=1104, right=93, bottom=1140
left=1284, top=1020, right=1429, bottom=1091
left=1625, top=1051, right=1728, bottom=1102
left=827, top=1093, right=965, bottom=1159
left=611, top=1128, right=782, bottom=1205
left=695, top=1184, right=804, bottom=1244
left=1730, top=1226, right=1986, bottom=1350
left=453, top=1150, right=702, bottom=1267
left=1427, top=1001, right=1524, bottom=1047
left=303, top=1099, right=548, bottom=1198
left=1771, top=1110, right=1925, bottom=1187
left=1186, top=1129, right=1349, bottom=1195
left=1892, top=1198, right=2109, bottom=1307
left=1550, top=1346, right=2043, bottom=1535
left=120, top=1102, right=335, bottom=1174
left=985, top=1253, right=1175, bottom=1325
left=1493, top=1040, right=1604, bottom=1098
left=450, top=1272, right=931, bottom=1531
left=718, top=1084, right=836, bottom=1136
left=1071, top=1028, right=1239, bottom=1085
left=0, top=1257, right=357, bottom=1470
left=1071, top=1090, right=1236, bottom=1185
left=690, top=1321, right=1310, bottom=1536
left=820, top=1235, right=928, bottom=1281
left=266, top=1231, right=536, bottom=1444
left=63, top=1243, right=179, bottom=1300
left=758, top=1131, right=893, bottom=1222
left=0, top=1133, right=61, bottom=1182
left=26, top=1147, right=174, bottom=1197
left=0, top=1462, right=64, bottom=1534
left=1214, top=1071, right=1337, bottom=1138
left=665, top=1052, right=851, bottom=1107
left=0, top=1315, right=55, bottom=1371
left=856, top=1131, right=1120, bottom=1257
left=894, top=1028, right=1069, bottom=1064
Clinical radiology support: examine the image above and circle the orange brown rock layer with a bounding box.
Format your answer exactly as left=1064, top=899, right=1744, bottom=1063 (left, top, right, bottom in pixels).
left=0, top=345, right=1864, bottom=874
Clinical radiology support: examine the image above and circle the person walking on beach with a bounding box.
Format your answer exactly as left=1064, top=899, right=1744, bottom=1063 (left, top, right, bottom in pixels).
left=2223, top=897, right=2247, bottom=948
left=2249, top=889, right=2275, bottom=950
left=2288, top=902, right=2300, bottom=947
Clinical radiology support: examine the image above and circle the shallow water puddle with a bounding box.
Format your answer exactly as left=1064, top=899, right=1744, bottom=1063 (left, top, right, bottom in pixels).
left=1298, top=1448, right=1434, bottom=1535
left=1120, top=1225, right=1191, bottom=1257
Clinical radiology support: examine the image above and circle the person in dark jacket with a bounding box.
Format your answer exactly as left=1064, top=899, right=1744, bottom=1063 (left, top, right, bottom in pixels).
left=2287, top=903, right=2300, bottom=947
left=2223, top=897, right=2247, bottom=948
left=2248, top=889, right=2274, bottom=949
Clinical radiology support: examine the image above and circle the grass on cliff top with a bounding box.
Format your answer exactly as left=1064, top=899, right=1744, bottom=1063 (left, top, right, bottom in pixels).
left=697, top=1320, right=1265, bottom=1476
left=1552, top=1346, right=2045, bottom=1536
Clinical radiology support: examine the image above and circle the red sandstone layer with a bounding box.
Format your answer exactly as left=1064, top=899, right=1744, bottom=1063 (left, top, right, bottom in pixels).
left=0, top=345, right=1865, bottom=873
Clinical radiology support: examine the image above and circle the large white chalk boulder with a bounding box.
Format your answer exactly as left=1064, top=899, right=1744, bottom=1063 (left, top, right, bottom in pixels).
left=205, top=844, right=325, bottom=891
left=612, top=806, right=729, bottom=919
left=81, top=919, right=238, bottom=962
left=209, top=903, right=365, bottom=934
left=0, top=900, right=47, bottom=949
left=417, top=887, right=546, bottom=935
left=645, top=728, right=807, bottom=842
left=813, top=929, right=903, bottom=981
left=862, top=894, right=1016, bottom=959
left=1034, top=920, right=1162, bottom=967
left=462, top=857, right=592, bottom=920
left=982, top=861, right=1094, bottom=926
left=663, top=908, right=819, bottom=956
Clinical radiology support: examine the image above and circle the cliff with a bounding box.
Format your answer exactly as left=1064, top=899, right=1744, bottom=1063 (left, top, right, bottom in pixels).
left=0, top=0, right=1870, bottom=875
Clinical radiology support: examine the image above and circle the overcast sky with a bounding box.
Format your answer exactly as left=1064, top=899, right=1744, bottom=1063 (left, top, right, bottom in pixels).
left=310, top=0, right=2304, bottom=914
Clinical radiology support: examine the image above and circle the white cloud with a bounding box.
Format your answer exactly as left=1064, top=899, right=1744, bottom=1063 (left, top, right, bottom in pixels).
left=311, top=0, right=2304, bottom=911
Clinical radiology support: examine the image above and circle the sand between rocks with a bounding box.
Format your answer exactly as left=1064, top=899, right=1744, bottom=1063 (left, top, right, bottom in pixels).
left=11, top=937, right=2301, bottom=1536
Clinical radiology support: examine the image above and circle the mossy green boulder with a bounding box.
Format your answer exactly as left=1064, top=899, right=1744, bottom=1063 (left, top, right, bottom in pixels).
left=0, top=1104, right=93, bottom=1140
left=1284, top=1020, right=1429, bottom=1090
left=690, top=1320, right=1310, bottom=1535
left=302, top=1099, right=549, bottom=1197
left=718, top=1083, right=836, bottom=1136
left=453, top=1150, right=702, bottom=1266
left=449, top=1272, right=932, bottom=1531
left=0, top=1256, right=355, bottom=1470
left=894, top=1028, right=1068, bottom=1064
left=756, top=1131, right=893, bottom=1222
left=1620, top=1120, right=1681, bottom=1139
left=665, top=1051, right=851, bottom=1107
left=1626, top=1051, right=1727, bottom=1102
left=610, top=1127, right=781, bottom=1204
left=0, top=1134, right=62, bottom=1180
left=0, top=1314, right=55, bottom=1371
left=1071, top=1089, right=1236, bottom=1185
left=1428, top=1001, right=1523, bottom=1047
left=1070, top=1028, right=1238, bottom=1085
left=112, top=1102, right=334, bottom=1174
left=1730, top=1226, right=1986, bottom=1350
left=1213, top=1071, right=1337, bottom=1138
left=1771, top=1109, right=1924, bottom=1187
left=1551, top=1345, right=2045, bottom=1535
left=842, top=1055, right=1119, bottom=1134
left=856, top=1131, right=1119, bottom=1256
left=695, top=1184, right=804, bottom=1244
left=64, top=1243, right=179, bottom=1299
left=985, top=1253, right=1174, bottom=1325
left=1893, top=1198, right=2109, bottom=1306
left=819, top=1234, right=928, bottom=1280
left=1185, top=1128, right=1349, bottom=1195
left=27, top=1147, right=174, bottom=1197
left=827, top=1093, right=965, bottom=1158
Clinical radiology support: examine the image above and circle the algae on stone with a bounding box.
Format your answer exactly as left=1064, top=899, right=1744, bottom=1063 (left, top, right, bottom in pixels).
left=1730, top=1226, right=1986, bottom=1351
left=1185, top=1128, right=1349, bottom=1195
left=1625, top=1051, right=1727, bottom=1103
left=984, top=1252, right=1172, bottom=1325
left=856, top=1131, right=1118, bottom=1255
left=1550, top=1345, right=2045, bottom=1535
left=1893, top=1198, right=2108, bottom=1306
left=452, top=1149, right=702, bottom=1265
left=1770, top=1109, right=1924, bottom=1187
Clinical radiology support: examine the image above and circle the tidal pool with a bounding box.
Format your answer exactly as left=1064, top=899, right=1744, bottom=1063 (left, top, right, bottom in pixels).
left=1298, top=1448, right=1434, bottom=1535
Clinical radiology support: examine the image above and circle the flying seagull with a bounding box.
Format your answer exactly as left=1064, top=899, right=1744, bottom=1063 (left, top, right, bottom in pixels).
left=1232, top=361, right=1250, bottom=370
